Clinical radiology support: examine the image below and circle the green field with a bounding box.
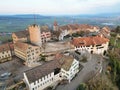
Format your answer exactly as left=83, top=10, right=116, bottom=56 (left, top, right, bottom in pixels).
left=0, top=15, right=120, bottom=33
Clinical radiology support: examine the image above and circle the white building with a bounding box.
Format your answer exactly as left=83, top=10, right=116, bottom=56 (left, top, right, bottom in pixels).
left=53, top=22, right=100, bottom=40
left=23, top=55, right=80, bottom=90
left=60, top=56, right=79, bottom=82
left=59, top=30, right=69, bottom=40
left=71, top=36, right=109, bottom=55
left=24, top=60, right=61, bottom=90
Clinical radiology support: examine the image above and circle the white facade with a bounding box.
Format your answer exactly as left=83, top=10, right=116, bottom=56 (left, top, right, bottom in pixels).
left=74, top=42, right=109, bottom=55
left=59, top=30, right=69, bottom=40
left=24, top=72, right=61, bottom=90
left=24, top=57, right=80, bottom=90
left=61, top=59, right=79, bottom=82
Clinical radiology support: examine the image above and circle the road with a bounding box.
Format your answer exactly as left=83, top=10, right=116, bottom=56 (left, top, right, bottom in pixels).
left=56, top=54, right=102, bottom=90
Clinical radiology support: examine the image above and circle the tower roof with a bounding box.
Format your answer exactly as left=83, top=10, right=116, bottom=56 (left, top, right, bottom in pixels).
left=54, top=21, right=58, bottom=26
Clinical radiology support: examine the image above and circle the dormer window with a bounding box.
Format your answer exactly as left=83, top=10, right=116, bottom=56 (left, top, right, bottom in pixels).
left=79, top=42, right=84, bottom=44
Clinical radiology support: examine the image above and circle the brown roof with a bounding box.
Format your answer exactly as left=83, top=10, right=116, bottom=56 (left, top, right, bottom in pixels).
left=55, top=54, right=74, bottom=71
left=13, top=30, right=29, bottom=38
left=41, top=25, right=50, bottom=33
left=59, top=25, right=70, bottom=30
left=25, top=60, right=61, bottom=83
left=78, top=24, right=99, bottom=30
left=14, top=42, right=29, bottom=51
left=68, top=24, right=78, bottom=30
left=52, top=31, right=61, bottom=38
left=72, top=36, right=109, bottom=47
left=8, top=42, right=14, bottom=51
left=61, top=56, right=74, bottom=71
left=25, top=54, right=74, bottom=83
left=0, top=43, right=10, bottom=52
left=58, top=24, right=100, bottom=32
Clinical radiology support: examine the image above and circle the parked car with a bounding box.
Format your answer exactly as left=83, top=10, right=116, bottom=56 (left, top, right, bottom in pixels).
left=0, top=72, right=12, bottom=78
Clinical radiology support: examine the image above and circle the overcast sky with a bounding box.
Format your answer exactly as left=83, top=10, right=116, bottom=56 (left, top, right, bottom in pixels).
left=0, top=0, right=120, bottom=15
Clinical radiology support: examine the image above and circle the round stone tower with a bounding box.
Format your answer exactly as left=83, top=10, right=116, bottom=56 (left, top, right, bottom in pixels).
left=28, top=24, right=42, bottom=46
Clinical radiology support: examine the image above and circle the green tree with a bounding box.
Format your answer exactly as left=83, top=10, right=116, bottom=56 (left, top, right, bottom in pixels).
left=77, top=83, right=87, bottom=90
left=115, top=26, right=120, bottom=33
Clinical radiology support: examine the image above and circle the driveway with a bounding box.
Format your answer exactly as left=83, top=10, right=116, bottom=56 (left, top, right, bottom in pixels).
left=56, top=54, right=103, bottom=90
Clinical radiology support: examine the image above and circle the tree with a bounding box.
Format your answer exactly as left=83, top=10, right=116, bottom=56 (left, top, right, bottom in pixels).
left=115, top=26, right=120, bottom=33
left=77, top=83, right=87, bottom=90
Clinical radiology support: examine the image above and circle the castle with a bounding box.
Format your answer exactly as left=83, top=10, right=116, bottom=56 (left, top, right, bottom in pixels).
left=12, top=24, right=51, bottom=67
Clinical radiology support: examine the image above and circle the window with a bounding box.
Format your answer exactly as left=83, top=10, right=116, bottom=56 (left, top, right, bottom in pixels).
left=52, top=78, right=53, bottom=81
left=28, top=47, right=32, bottom=49
left=5, top=55, right=7, bottom=58
left=27, top=51, right=30, bottom=53
left=54, top=68, right=60, bottom=75
left=36, top=51, right=38, bottom=53
left=96, top=44, right=101, bottom=47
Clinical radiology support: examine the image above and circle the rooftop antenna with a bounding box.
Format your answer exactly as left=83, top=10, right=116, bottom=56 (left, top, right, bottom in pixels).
left=33, top=12, right=36, bottom=24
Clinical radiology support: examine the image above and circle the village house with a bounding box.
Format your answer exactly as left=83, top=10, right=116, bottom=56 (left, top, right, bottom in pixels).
left=53, top=21, right=100, bottom=40
left=71, top=36, right=109, bottom=55
left=14, top=42, right=41, bottom=67
left=60, top=56, right=79, bottom=83
left=98, top=26, right=111, bottom=39
left=40, top=25, right=51, bottom=43
left=0, top=43, right=12, bottom=63
left=23, top=55, right=79, bottom=90
left=12, top=25, right=51, bottom=44
left=12, top=30, right=29, bottom=43
left=23, top=60, right=62, bottom=90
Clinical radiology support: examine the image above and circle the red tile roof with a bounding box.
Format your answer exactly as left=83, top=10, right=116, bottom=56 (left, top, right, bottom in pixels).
left=0, top=43, right=10, bottom=52
left=72, top=36, right=109, bottom=47
left=58, top=24, right=100, bottom=32
left=13, top=30, right=29, bottom=38
left=14, top=42, right=29, bottom=51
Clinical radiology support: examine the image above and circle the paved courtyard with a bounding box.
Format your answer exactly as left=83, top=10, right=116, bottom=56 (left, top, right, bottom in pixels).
left=0, top=56, right=31, bottom=87
left=56, top=54, right=103, bottom=90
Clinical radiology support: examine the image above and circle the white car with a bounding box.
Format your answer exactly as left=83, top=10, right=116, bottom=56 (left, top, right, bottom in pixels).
left=0, top=72, right=12, bottom=78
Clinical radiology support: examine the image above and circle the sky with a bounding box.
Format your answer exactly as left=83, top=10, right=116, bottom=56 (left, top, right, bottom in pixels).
left=0, top=0, right=120, bottom=15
